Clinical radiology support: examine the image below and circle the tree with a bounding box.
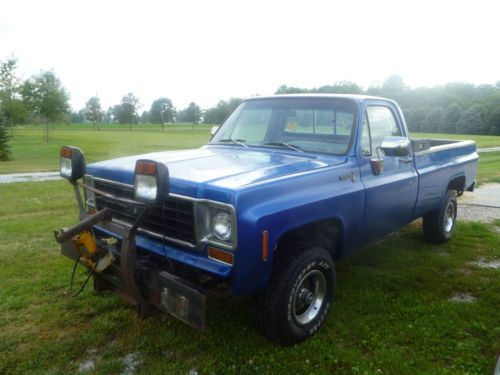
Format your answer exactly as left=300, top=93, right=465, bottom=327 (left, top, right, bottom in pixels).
left=203, top=98, right=241, bottom=124
left=488, top=106, right=500, bottom=135
left=84, top=96, right=103, bottom=130
left=140, top=110, right=149, bottom=124
left=456, top=105, right=487, bottom=135
left=421, top=107, right=443, bottom=133
left=439, top=103, right=462, bottom=133
left=382, top=75, right=407, bottom=93
left=0, top=115, right=10, bottom=160
left=179, top=102, right=201, bottom=127
left=70, top=110, right=85, bottom=123
left=405, top=108, right=426, bottom=132
left=0, top=56, right=27, bottom=134
left=149, top=97, right=175, bottom=129
left=115, top=93, right=140, bottom=129
left=21, top=70, right=70, bottom=143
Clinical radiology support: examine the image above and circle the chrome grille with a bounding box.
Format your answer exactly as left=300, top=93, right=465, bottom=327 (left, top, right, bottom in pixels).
left=93, top=178, right=196, bottom=246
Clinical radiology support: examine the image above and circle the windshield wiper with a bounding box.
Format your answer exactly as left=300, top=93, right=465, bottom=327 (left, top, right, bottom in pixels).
left=216, top=138, right=248, bottom=147
left=263, top=142, right=303, bottom=152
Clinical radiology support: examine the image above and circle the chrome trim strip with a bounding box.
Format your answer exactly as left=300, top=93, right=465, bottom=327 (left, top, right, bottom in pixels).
left=413, top=140, right=476, bottom=156
left=111, top=218, right=196, bottom=249
left=88, top=176, right=238, bottom=251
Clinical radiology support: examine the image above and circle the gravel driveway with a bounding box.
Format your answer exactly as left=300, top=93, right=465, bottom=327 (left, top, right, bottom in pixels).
left=458, top=183, right=500, bottom=223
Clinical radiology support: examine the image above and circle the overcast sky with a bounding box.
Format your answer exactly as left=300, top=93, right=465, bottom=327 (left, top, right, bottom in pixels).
left=1, top=0, right=499, bottom=112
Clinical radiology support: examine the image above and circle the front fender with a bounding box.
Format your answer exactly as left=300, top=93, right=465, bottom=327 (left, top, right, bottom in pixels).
left=230, top=160, right=364, bottom=295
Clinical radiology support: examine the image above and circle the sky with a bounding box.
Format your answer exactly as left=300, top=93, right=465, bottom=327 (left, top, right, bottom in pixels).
left=1, top=0, right=499, bottom=112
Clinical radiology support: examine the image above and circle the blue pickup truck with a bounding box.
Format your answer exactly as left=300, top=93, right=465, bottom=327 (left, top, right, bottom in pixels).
left=55, top=94, right=478, bottom=345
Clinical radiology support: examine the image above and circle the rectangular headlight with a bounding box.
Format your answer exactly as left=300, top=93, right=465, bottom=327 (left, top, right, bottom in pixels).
left=134, top=174, right=158, bottom=202
left=59, top=146, right=86, bottom=182
left=133, top=160, right=170, bottom=204
left=60, top=157, right=72, bottom=178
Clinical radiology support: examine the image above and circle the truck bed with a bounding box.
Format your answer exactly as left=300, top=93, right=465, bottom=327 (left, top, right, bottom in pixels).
left=412, top=138, right=478, bottom=217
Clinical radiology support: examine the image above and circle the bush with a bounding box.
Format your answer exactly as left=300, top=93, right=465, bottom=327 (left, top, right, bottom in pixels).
left=0, top=115, right=11, bottom=161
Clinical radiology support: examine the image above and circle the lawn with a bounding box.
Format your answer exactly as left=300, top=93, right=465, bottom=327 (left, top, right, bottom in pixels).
left=0, top=181, right=499, bottom=374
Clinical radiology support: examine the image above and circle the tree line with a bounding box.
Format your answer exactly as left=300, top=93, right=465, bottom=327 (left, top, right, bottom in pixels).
left=70, top=96, right=241, bottom=129
left=276, top=76, right=500, bottom=136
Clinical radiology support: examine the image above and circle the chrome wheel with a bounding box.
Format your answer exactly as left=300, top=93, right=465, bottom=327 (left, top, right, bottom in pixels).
left=292, top=269, right=326, bottom=326
left=444, top=201, right=455, bottom=233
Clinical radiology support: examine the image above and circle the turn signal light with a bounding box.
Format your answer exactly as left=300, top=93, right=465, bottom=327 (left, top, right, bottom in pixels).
left=208, top=247, right=234, bottom=265
left=60, top=146, right=72, bottom=158
left=135, top=160, right=157, bottom=175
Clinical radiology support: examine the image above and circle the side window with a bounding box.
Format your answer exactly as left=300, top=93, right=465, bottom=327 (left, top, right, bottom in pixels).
left=362, top=106, right=401, bottom=156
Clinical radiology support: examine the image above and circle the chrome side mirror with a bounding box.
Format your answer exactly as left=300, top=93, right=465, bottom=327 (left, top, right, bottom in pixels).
left=381, top=136, right=411, bottom=157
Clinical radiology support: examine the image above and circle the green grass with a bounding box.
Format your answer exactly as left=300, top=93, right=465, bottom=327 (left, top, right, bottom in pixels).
left=0, top=181, right=499, bottom=374
left=0, top=124, right=213, bottom=174
left=476, top=151, right=500, bottom=185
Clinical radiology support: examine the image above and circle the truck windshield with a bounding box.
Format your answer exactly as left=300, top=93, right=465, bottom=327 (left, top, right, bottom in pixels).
left=210, top=98, right=357, bottom=155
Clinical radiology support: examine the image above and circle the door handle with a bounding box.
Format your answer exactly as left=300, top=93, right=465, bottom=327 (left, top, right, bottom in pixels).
left=399, top=157, right=413, bottom=164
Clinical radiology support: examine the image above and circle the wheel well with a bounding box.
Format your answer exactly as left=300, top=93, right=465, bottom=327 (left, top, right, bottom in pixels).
left=447, top=175, right=466, bottom=196
left=276, top=219, right=343, bottom=260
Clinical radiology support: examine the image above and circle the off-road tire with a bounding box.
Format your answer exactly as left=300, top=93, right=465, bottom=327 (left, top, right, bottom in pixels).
left=258, top=242, right=335, bottom=345
left=423, top=190, right=458, bottom=243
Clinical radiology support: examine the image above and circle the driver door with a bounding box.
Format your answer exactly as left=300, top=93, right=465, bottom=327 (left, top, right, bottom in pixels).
left=357, top=102, right=418, bottom=245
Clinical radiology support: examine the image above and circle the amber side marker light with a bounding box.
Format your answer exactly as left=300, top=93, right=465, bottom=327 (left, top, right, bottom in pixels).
left=262, top=230, right=268, bottom=262
left=208, top=247, right=234, bottom=265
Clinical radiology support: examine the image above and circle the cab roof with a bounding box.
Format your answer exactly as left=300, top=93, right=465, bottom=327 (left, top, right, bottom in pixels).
left=244, top=93, right=394, bottom=104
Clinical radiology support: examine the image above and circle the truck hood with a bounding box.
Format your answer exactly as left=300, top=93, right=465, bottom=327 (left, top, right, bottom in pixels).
left=86, top=146, right=345, bottom=198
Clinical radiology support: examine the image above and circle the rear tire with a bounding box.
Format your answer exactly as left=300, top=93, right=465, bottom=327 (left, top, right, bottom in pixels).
left=257, top=242, right=335, bottom=345
left=423, top=190, right=457, bottom=243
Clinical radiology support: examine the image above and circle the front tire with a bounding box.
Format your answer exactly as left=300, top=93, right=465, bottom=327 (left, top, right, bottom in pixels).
left=258, top=242, right=335, bottom=345
left=423, top=189, right=457, bottom=243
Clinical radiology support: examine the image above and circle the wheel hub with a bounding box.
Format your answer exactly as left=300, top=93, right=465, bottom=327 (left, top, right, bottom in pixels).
left=292, top=270, right=327, bottom=326
left=444, top=201, right=455, bottom=233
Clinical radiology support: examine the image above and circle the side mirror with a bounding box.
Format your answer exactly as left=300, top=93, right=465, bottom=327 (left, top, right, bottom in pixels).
left=210, top=126, right=219, bottom=137
left=380, top=136, right=411, bottom=157
left=60, top=146, right=86, bottom=182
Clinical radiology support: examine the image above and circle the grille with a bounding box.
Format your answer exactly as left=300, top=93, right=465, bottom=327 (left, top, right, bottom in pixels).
left=93, top=178, right=196, bottom=246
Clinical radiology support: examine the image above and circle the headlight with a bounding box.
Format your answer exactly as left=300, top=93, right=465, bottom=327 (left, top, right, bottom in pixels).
left=60, top=157, right=72, bottom=177
left=134, top=174, right=157, bottom=202
left=83, top=175, right=95, bottom=208
left=211, top=209, right=232, bottom=241
left=133, top=159, right=169, bottom=204
left=59, top=146, right=86, bottom=182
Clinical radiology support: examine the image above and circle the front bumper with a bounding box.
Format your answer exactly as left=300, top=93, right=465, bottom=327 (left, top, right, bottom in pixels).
left=56, top=209, right=210, bottom=331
